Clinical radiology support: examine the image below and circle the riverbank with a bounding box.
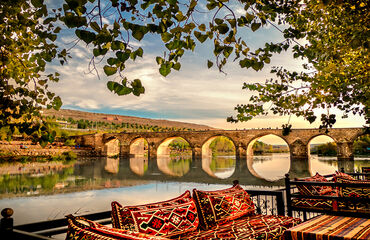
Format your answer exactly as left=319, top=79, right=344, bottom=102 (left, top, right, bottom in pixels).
left=0, top=141, right=98, bottom=162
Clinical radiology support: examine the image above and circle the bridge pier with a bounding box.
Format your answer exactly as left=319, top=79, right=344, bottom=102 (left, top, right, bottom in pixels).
left=119, top=144, right=130, bottom=157
left=336, top=142, right=354, bottom=160
left=289, top=140, right=309, bottom=161
left=192, top=147, right=202, bottom=160
left=148, top=144, right=157, bottom=160
left=236, top=145, right=247, bottom=160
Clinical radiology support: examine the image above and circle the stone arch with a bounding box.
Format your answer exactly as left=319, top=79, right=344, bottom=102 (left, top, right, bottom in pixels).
left=201, top=135, right=236, bottom=158
left=246, top=134, right=290, bottom=180
left=129, top=137, right=148, bottom=156
left=157, top=136, right=191, bottom=155
left=201, top=135, right=236, bottom=179
left=246, top=133, right=290, bottom=157
left=308, top=134, right=336, bottom=157
left=104, top=137, right=120, bottom=157
left=156, top=136, right=192, bottom=177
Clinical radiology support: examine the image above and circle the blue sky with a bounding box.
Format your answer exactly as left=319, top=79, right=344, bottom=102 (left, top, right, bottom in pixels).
left=47, top=1, right=366, bottom=130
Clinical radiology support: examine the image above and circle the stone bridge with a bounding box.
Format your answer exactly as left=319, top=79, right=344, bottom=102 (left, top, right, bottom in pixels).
left=72, top=128, right=366, bottom=161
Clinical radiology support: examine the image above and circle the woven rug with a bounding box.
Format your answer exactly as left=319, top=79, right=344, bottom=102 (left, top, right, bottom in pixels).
left=284, top=215, right=370, bottom=240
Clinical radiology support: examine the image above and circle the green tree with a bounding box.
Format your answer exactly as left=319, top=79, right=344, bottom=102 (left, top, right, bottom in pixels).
left=1, top=0, right=368, bottom=143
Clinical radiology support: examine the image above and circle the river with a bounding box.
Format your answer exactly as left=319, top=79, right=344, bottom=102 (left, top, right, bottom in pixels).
left=0, top=153, right=368, bottom=226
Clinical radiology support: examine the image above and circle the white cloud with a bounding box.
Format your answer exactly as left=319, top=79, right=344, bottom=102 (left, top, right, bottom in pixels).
left=46, top=21, right=364, bottom=130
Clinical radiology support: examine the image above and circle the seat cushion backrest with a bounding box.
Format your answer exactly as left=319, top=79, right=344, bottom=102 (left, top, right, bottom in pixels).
left=111, top=190, right=199, bottom=238
left=295, top=172, right=333, bottom=196
left=192, top=184, right=255, bottom=229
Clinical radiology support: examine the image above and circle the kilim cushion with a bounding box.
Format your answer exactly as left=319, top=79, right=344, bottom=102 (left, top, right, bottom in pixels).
left=336, top=178, right=370, bottom=198
left=175, top=214, right=302, bottom=240
left=65, top=215, right=170, bottom=240
left=333, top=171, right=355, bottom=181
left=192, top=184, right=255, bottom=230
left=111, top=190, right=199, bottom=238
left=295, top=172, right=333, bottom=196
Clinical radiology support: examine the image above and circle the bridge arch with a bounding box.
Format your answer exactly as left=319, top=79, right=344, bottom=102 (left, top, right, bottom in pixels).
left=201, top=135, right=236, bottom=179
left=157, top=136, right=192, bottom=155
left=129, top=137, right=148, bottom=156
left=156, top=136, right=192, bottom=177
left=308, top=135, right=337, bottom=176
left=104, top=137, right=120, bottom=157
left=246, top=134, right=290, bottom=181
left=201, top=135, right=236, bottom=157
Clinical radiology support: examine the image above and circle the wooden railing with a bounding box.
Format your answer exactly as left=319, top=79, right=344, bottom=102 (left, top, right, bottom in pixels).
left=285, top=172, right=370, bottom=221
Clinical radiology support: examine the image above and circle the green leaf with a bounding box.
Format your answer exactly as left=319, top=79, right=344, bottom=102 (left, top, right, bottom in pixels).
left=199, top=24, right=206, bottom=31
left=111, top=41, right=126, bottom=50
left=132, top=27, right=145, bottom=41
left=107, top=58, right=118, bottom=65
left=251, top=22, right=261, bottom=32
left=90, top=22, right=100, bottom=32
left=53, top=96, right=62, bottom=110
left=116, top=86, right=132, bottom=95
left=136, top=47, right=143, bottom=57
left=173, top=62, right=181, bottom=70
left=116, top=51, right=130, bottom=62
left=194, top=31, right=208, bottom=43
left=207, top=60, right=213, bottom=68
left=156, top=57, right=164, bottom=65
left=217, top=24, right=229, bottom=34
left=161, top=32, right=172, bottom=42
left=103, top=65, right=117, bottom=76
left=31, top=0, right=44, bottom=8
left=159, top=63, right=171, bottom=76
left=107, top=81, right=116, bottom=91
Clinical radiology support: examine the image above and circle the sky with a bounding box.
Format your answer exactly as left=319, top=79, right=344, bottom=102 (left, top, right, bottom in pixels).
left=47, top=1, right=366, bottom=132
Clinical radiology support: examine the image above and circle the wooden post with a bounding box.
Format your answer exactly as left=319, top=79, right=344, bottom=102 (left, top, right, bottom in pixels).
left=285, top=174, right=292, bottom=217
left=1, top=208, right=14, bottom=239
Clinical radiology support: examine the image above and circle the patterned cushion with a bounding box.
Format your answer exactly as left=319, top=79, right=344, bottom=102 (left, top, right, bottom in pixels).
left=192, top=184, right=255, bottom=230
left=296, top=172, right=333, bottom=196
left=333, top=171, right=355, bottom=181
left=175, top=214, right=302, bottom=240
left=111, top=190, right=199, bottom=237
left=336, top=178, right=370, bottom=198
left=66, top=215, right=169, bottom=240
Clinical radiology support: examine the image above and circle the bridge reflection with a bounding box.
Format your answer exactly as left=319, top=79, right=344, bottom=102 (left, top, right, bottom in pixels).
left=73, top=155, right=341, bottom=187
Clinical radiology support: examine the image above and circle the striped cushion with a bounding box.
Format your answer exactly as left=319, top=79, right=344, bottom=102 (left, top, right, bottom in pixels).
left=284, top=215, right=370, bottom=240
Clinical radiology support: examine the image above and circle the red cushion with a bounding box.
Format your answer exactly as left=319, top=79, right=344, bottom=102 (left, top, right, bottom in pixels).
left=111, top=191, right=199, bottom=237
left=192, top=184, right=255, bottom=229
left=66, top=215, right=169, bottom=240
left=175, top=214, right=302, bottom=240
left=333, top=171, right=355, bottom=181
left=296, top=172, right=333, bottom=196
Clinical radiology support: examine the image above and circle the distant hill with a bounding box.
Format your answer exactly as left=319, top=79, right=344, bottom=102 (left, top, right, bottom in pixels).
left=42, top=109, right=216, bottom=131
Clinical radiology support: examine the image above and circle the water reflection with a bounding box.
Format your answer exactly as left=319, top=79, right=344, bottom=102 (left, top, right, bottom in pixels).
left=130, top=156, right=148, bottom=176
left=202, top=155, right=236, bottom=179
left=157, top=155, right=192, bottom=177
left=248, top=153, right=290, bottom=181
left=0, top=154, right=368, bottom=226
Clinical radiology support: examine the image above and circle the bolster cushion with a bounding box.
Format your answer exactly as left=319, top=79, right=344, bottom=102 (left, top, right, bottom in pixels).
left=295, top=172, right=333, bottom=196
left=192, top=184, right=255, bottom=229
left=66, top=215, right=170, bottom=240
left=111, top=190, right=199, bottom=238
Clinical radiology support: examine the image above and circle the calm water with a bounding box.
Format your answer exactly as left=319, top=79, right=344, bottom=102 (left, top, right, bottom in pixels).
left=0, top=153, right=368, bottom=226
